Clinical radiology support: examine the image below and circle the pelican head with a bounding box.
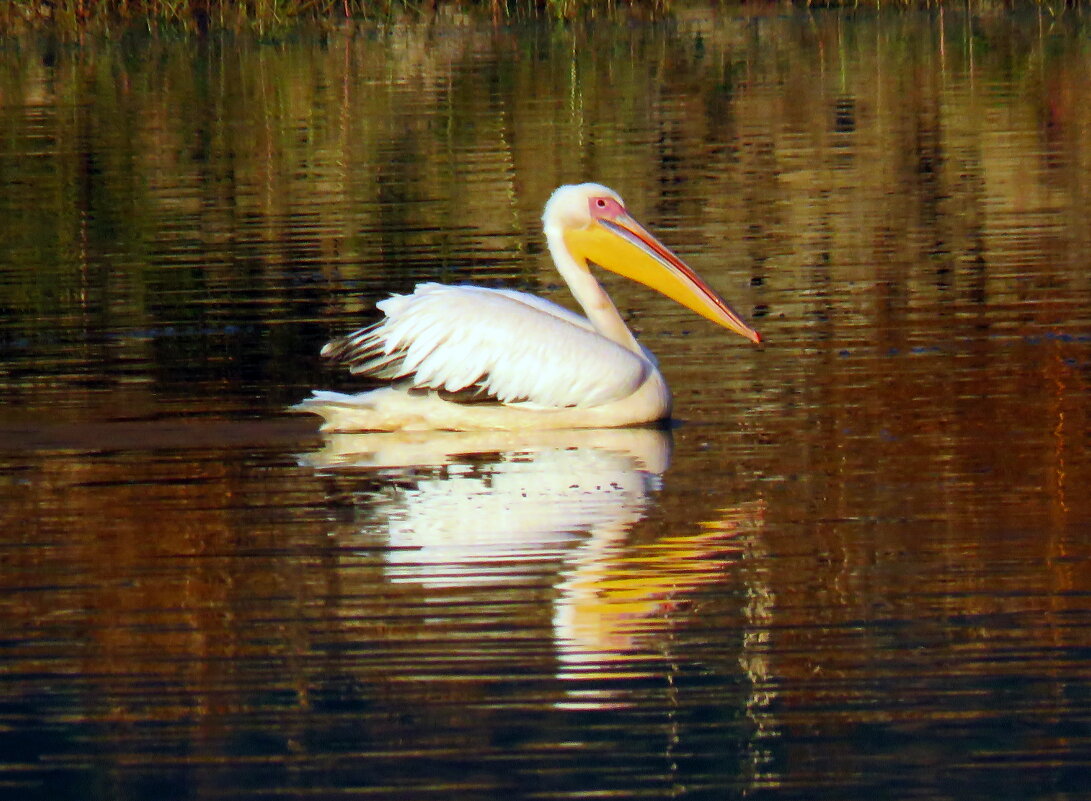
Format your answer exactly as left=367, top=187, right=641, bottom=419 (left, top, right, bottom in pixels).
left=543, top=182, right=761, bottom=344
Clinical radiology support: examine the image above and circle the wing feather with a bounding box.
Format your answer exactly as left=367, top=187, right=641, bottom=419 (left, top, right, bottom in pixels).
left=321, top=283, right=648, bottom=408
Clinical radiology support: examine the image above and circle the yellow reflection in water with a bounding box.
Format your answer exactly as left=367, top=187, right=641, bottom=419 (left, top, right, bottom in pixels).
left=555, top=502, right=764, bottom=664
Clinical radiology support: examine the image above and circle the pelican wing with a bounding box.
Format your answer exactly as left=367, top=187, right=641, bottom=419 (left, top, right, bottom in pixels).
left=322, top=283, right=649, bottom=408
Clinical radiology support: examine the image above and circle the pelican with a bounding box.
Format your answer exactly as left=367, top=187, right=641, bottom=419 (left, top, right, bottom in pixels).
left=295, top=183, right=761, bottom=431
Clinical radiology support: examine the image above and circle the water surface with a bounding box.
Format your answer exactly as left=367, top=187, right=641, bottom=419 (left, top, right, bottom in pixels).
left=1, top=10, right=1089, bottom=800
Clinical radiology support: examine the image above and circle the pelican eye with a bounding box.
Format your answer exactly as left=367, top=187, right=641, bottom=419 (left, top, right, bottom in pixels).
left=589, top=195, right=624, bottom=219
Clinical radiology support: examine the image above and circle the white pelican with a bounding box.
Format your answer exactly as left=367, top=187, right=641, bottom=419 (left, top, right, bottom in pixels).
left=295, top=182, right=761, bottom=431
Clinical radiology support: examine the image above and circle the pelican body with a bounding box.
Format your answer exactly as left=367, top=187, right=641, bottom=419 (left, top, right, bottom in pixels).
left=296, top=183, right=760, bottom=431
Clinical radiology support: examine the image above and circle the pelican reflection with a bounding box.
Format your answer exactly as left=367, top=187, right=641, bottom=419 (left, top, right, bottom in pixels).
left=299, top=427, right=764, bottom=708
left=300, top=427, right=670, bottom=588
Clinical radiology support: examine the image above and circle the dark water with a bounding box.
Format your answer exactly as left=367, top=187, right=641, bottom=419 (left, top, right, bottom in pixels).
left=1, top=9, right=1090, bottom=800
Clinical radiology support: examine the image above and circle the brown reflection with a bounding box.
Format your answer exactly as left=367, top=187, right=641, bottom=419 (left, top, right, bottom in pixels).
left=0, top=435, right=331, bottom=730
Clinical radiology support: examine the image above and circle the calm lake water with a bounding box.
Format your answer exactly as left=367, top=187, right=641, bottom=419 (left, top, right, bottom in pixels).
left=2, top=8, right=1090, bottom=800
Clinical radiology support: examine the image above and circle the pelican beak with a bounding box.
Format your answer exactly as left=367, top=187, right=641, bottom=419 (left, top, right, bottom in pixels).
left=564, top=212, right=761, bottom=344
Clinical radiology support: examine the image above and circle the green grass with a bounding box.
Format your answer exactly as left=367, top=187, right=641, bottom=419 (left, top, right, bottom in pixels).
left=2, top=0, right=422, bottom=34
left=0, top=0, right=1083, bottom=36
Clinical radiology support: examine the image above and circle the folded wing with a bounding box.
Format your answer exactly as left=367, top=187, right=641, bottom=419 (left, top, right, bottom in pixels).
left=321, top=283, right=649, bottom=408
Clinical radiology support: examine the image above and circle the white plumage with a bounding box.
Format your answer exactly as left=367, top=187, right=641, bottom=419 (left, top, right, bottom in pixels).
left=322, top=283, right=649, bottom=408
left=296, top=183, right=760, bottom=432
